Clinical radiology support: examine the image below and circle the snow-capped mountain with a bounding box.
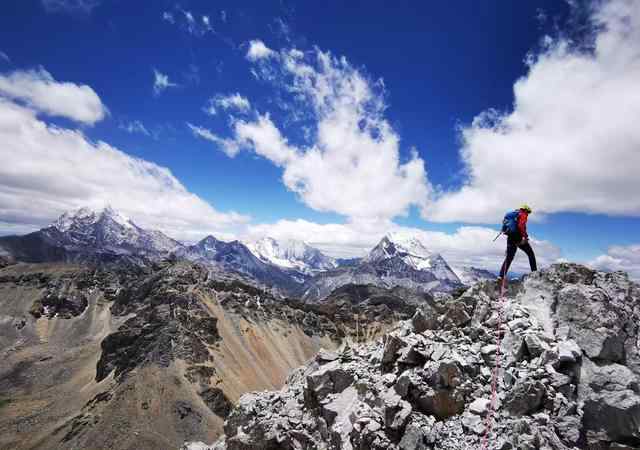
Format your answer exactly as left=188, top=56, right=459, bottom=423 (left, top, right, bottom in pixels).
left=48, top=206, right=180, bottom=254
left=453, top=266, right=498, bottom=286
left=175, top=235, right=304, bottom=293
left=301, top=233, right=463, bottom=301
left=0, top=206, right=181, bottom=263
left=366, top=232, right=460, bottom=283
left=245, top=237, right=337, bottom=274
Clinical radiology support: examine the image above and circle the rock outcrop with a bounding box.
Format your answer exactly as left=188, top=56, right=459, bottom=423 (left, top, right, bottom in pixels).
left=183, top=263, right=640, bottom=450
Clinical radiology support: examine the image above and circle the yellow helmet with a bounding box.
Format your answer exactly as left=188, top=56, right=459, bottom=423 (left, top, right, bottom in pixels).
left=519, top=204, right=532, bottom=213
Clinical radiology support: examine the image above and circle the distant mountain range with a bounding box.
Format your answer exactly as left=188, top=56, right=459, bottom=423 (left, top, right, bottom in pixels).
left=300, top=232, right=464, bottom=301
left=0, top=207, right=492, bottom=298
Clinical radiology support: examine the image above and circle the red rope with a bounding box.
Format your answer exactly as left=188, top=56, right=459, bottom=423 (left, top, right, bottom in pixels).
left=479, top=277, right=507, bottom=450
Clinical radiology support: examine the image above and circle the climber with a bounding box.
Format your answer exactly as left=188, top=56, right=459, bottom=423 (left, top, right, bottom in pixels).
left=498, top=204, right=537, bottom=281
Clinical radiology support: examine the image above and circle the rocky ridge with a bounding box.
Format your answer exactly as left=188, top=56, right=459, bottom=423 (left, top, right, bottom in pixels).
left=0, top=258, right=421, bottom=450
left=183, top=263, right=640, bottom=450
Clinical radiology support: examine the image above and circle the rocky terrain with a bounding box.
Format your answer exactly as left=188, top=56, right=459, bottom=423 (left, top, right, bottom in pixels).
left=183, top=263, right=640, bottom=450
left=0, top=258, right=417, bottom=450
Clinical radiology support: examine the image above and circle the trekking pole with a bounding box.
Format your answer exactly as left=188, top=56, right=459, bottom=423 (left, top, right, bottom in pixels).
left=493, top=231, right=503, bottom=242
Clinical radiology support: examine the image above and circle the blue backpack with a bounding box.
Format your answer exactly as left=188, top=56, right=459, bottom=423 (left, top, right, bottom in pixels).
left=502, top=210, right=520, bottom=234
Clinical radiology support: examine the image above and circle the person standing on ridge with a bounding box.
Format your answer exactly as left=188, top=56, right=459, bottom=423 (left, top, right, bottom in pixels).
left=498, top=204, right=537, bottom=281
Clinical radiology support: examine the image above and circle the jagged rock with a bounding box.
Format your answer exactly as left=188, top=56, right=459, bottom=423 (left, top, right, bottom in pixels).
left=382, top=334, right=408, bottom=364
left=379, top=388, right=412, bottom=430
left=468, top=397, right=490, bottom=416
left=557, top=339, right=581, bottom=364
left=461, top=412, right=486, bottom=435
left=504, top=379, right=545, bottom=416
left=398, top=414, right=436, bottom=450
left=191, top=264, right=640, bottom=450
left=443, top=300, right=471, bottom=328
left=580, top=358, right=640, bottom=445
left=524, top=333, right=550, bottom=358
left=306, top=360, right=355, bottom=404
left=200, top=387, right=233, bottom=418
left=317, top=349, right=339, bottom=363
left=415, top=386, right=465, bottom=419
left=411, top=308, right=438, bottom=333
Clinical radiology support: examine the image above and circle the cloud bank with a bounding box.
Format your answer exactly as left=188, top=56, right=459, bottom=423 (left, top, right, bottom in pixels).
left=428, top=0, right=640, bottom=223
left=245, top=219, right=561, bottom=272
left=0, top=68, right=107, bottom=125
left=590, top=244, right=640, bottom=281
left=0, top=71, right=248, bottom=242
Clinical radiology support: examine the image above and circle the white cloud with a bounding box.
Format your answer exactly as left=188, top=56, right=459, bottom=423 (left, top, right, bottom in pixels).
left=0, top=68, right=107, bottom=125
left=246, top=40, right=275, bottom=61
left=187, top=123, right=240, bottom=157
left=162, top=11, right=175, bottom=24
left=153, top=69, right=177, bottom=95
left=427, top=0, right=640, bottom=223
left=225, top=47, right=432, bottom=222
left=589, top=244, right=640, bottom=281
left=0, top=96, right=248, bottom=242
left=0, top=51, right=9, bottom=63
left=245, top=218, right=561, bottom=273
left=163, top=7, right=213, bottom=36
left=204, top=93, right=251, bottom=116
left=41, top=0, right=100, bottom=14
left=119, top=120, right=150, bottom=137
left=202, top=15, right=212, bottom=31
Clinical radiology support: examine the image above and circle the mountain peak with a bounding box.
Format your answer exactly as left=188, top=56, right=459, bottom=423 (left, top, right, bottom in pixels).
left=367, top=232, right=433, bottom=264
left=246, top=236, right=336, bottom=274
left=100, top=205, right=134, bottom=229
left=52, top=206, right=135, bottom=232
left=46, top=206, right=179, bottom=257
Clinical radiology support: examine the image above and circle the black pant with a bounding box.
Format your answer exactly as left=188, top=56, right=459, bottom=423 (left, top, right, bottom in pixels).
left=499, top=233, right=537, bottom=278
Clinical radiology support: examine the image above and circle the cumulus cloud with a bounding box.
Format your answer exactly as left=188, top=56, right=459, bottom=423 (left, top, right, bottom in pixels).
left=589, top=244, right=640, bottom=280
left=41, top=0, right=100, bottom=14
left=153, top=69, right=177, bottom=95
left=428, top=0, right=640, bottom=223
left=0, top=96, right=248, bottom=242
left=203, top=93, right=251, bottom=116
left=223, top=47, right=432, bottom=223
left=246, top=40, right=275, bottom=61
left=0, top=68, right=107, bottom=125
left=245, top=218, right=561, bottom=272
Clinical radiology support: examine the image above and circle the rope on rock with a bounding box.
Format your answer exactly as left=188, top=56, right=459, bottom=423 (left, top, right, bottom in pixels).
left=479, top=277, right=507, bottom=450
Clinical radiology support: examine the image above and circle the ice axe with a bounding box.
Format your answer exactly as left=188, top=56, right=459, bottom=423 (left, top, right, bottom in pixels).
left=493, top=231, right=503, bottom=242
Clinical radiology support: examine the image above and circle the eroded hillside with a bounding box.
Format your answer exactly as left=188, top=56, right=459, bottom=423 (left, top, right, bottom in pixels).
left=0, top=259, right=416, bottom=450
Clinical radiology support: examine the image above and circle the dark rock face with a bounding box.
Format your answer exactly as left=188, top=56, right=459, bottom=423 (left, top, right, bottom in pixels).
left=184, top=263, right=640, bottom=450
left=200, top=388, right=233, bottom=418
left=30, top=289, right=88, bottom=319
left=95, top=263, right=221, bottom=382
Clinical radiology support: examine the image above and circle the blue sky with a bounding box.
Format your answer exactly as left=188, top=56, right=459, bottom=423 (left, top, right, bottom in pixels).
left=1, top=0, right=639, bottom=277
